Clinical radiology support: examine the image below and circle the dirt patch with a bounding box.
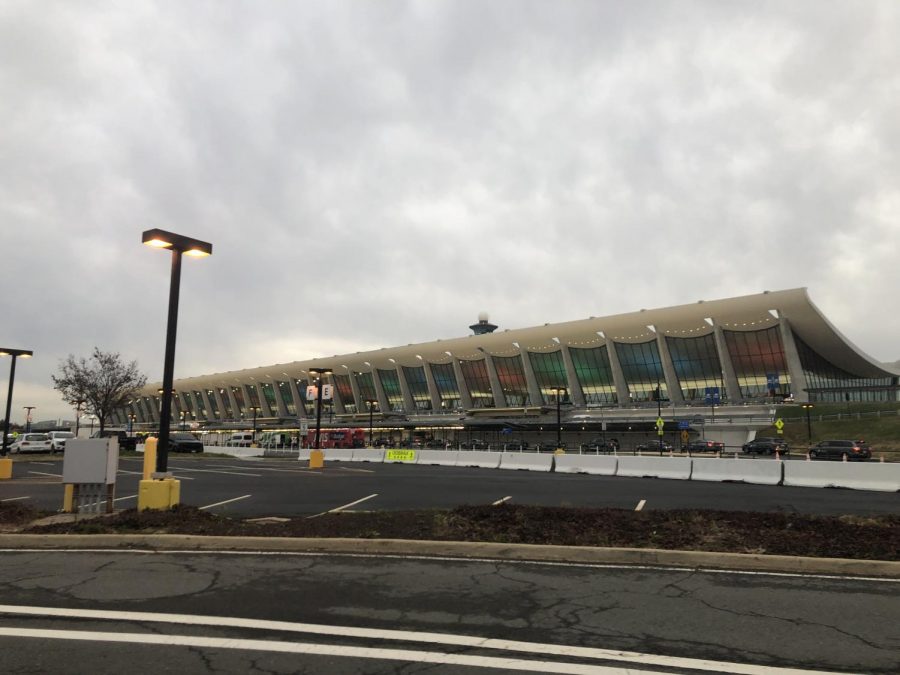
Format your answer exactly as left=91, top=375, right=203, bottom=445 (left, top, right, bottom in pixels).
left=9, top=503, right=899, bottom=561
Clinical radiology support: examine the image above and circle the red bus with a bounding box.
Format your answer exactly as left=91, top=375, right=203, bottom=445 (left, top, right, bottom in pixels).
left=305, top=427, right=366, bottom=449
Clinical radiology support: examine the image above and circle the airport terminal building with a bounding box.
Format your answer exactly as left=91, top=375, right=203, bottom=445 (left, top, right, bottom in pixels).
left=116, top=288, right=899, bottom=446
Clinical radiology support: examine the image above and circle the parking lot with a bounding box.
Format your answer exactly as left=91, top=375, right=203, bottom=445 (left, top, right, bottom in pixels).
left=2, top=454, right=899, bottom=517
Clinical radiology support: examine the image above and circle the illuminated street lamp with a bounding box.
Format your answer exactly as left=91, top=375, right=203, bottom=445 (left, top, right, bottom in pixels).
left=549, top=386, right=567, bottom=451
left=801, top=403, right=814, bottom=442
left=143, top=228, right=212, bottom=473
left=248, top=406, right=261, bottom=445
left=365, top=398, right=378, bottom=446
left=1, top=347, right=33, bottom=456
left=309, top=368, right=333, bottom=450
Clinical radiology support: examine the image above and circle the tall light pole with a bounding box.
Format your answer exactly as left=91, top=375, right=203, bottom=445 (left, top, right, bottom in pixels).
left=549, top=386, right=566, bottom=451
left=802, top=403, right=814, bottom=442
left=23, top=406, right=36, bottom=433
left=1, top=348, right=33, bottom=455
left=365, top=398, right=378, bottom=446
left=74, top=399, right=85, bottom=438
left=143, top=228, right=212, bottom=474
left=249, top=406, right=261, bottom=444
left=309, top=368, right=333, bottom=450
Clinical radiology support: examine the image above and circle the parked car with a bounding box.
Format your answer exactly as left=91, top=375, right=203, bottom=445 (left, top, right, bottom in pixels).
left=742, top=437, right=789, bottom=455
left=636, top=439, right=674, bottom=454
left=584, top=437, right=619, bottom=453
left=503, top=439, right=529, bottom=451
left=460, top=439, right=489, bottom=450
left=48, top=430, right=75, bottom=453
left=225, top=432, right=254, bottom=447
left=685, top=439, right=725, bottom=453
left=808, top=439, right=871, bottom=461
left=10, top=433, right=52, bottom=454
left=533, top=441, right=567, bottom=452
left=168, top=432, right=204, bottom=453
left=424, top=439, right=450, bottom=449
left=91, top=429, right=138, bottom=452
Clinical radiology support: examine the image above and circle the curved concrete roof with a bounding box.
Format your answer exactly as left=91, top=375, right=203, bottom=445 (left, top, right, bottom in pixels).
left=149, top=288, right=898, bottom=392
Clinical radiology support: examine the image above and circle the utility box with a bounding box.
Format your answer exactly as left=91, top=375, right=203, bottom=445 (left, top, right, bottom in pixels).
left=62, top=438, right=119, bottom=513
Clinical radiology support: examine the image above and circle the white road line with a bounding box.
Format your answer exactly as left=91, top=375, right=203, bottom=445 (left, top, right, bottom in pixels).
left=206, top=464, right=325, bottom=475
left=635, top=499, right=646, bottom=511
left=80, top=494, right=138, bottom=510
left=27, top=471, right=61, bottom=478
left=492, top=496, right=512, bottom=505
left=165, top=466, right=262, bottom=477
left=307, top=493, right=379, bottom=519
left=27, top=462, right=55, bottom=466
left=116, top=469, right=195, bottom=481
left=198, top=494, right=252, bottom=510
left=0, top=605, right=847, bottom=674
left=335, top=466, right=375, bottom=473
left=0, top=496, right=30, bottom=502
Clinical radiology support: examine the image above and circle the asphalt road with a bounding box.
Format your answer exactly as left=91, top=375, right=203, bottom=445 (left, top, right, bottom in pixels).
left=0, top=549, right=897, bottom=673
left=2, top=455, right=898, bottom=517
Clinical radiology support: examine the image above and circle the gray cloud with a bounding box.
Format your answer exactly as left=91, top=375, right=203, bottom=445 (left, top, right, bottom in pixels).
left=1, top=0, right=898, bottom=423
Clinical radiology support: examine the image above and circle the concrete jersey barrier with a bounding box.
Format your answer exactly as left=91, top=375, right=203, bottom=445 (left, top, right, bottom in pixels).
left=351, top=448, right=385, bottom=463
left=324, top=448, right=354, bottom=462
left=456, top=450, right=502, bottom=469
left=499, top=452, right=554, bottom=472
left=616, top=456, right=692, bottom=480
left=691, top=457, right=783, bottom=485
left=783, top=461, right=900, bottom=492
left=416, top=449, right=459, bottom=466
left=554, top=454, right=618, bottom=475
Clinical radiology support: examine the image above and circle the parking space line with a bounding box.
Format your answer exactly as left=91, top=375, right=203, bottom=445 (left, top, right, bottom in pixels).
left=116, top=469, right=195, bottom=481
left=199, top=495, right=252, bottom=510
left=1, top=496, right=30, bottom=502
left=492, top=496, right=512, bottom=505
left=307, top=493, right=379, bottom=519
left=206, top=464, right=325, bottom=475
left=635, top=499, right=646, bottom=511
left=27, top=471, right=62, bottom=478
left=165, top=467, right=262, bottom=477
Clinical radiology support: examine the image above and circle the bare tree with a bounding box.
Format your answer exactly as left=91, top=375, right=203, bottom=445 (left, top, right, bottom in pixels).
left=52, top=348, right=147, bottom=433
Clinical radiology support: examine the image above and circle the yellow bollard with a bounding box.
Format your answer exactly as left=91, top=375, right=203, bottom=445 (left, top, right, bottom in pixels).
left=63, top=484, right=74, bottom=512
left=142, top=437, right=157, bottom=480
left=0, top=457, right=12, bottom=480
left=138, top=477, right=181, bottom=511
left=309, top=449, right=324, bottom=469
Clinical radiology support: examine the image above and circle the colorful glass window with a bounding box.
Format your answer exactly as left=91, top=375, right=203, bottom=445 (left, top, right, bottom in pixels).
left=666, top=334, right=726, bottom=402
left=528, top=351, right=568, bottom=404
left=795, top=333, right=896, bottom=402
left=402, top=366, right=431, bottom=410
left=430, top=363, right=460, bottom=409
left=458, top=359, right=494, bottom=408
left=333, top=374, right=357, bottom=413
left=493, top=355, right=530, bottom=406
left=377, top=369, right=404, bottom=411
left=615, top=341, right=666, bottom=403
left=723, top=327, right=790, bottom=398
left=569, top=346, right=617, bottom=405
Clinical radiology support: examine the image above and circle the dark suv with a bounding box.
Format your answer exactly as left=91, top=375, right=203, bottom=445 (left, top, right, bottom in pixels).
left=742, top=437, right=789, bottom=455
left=168, top=432, right=204, bottom=453
left=808, top=440, right=871, bottom=461
left=636, top=439, right=674, bottom=454
left=91, top=430, right=138, bottom=452
left=584, top=437, right=618, bottom=453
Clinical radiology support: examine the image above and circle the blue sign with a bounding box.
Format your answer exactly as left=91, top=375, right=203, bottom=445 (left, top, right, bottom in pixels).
left=704, top=387, right=720, bottom=404
left=766, top=373, right=780, bottom=388
left=677, top=420, right=690, bottom=430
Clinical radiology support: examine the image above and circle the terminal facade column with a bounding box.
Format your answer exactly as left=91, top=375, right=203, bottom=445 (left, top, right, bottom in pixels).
left=655, top=332, right=684, bottom=404
left=712, top=325, right=742, bottom=403
left=605, top=340, right=631, bottom=406
left=560, top=345, right=585, bottom=406
left=451, top=359, right=473, bottom=409
left=348, top=370, right=363, bottom=413
left=372, top=370, right=391, bottom=414
left=422, top=363, right=442, bottom=411
left=396, top=365, right=416, bottom=413
left=778, top=316, right=809, bottom=403
left=519, top=351, right=544, bottom=407
left=482, top=352, right=508, bottom=408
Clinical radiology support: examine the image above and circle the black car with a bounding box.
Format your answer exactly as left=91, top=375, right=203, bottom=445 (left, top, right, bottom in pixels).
left=168, top=432, right=204, bottom=453
left=424, top=439, right=450, bottom=449
left=584, top=437, right=618, bottom=453
left=91, top=430, right=138, bottom=452
left=636, top=439, right=674, bottom=454
left=808, top=439, right=871, bottom=461
left=742, top=437, right=789, bottom=455
left=685, top=439, right=725, bottom=453
left=460, top=439, right=489, bottom=450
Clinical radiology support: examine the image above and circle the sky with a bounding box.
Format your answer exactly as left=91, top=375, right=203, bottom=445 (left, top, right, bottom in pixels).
left=2, top=0, right=899, bottom=424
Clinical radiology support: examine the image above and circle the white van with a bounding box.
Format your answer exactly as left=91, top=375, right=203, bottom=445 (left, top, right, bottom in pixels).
left=226, top=433, right=254, bottom=447
left=48, top=430, right=76, bottom=452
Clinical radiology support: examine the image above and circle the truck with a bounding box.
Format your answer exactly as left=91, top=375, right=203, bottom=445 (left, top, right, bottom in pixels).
left=91, top=429, right=138, bottom=452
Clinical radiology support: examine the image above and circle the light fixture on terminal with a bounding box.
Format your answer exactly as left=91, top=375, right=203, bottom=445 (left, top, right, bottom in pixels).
left=469, top=312, right=498, bottom=335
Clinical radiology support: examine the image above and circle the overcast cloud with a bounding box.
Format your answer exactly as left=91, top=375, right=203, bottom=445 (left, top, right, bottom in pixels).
left=2, top=0, right=899, bottom=423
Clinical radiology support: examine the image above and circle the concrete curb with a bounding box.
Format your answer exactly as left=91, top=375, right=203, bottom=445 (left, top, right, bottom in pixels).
left=1, top=534, right=898, bottom=578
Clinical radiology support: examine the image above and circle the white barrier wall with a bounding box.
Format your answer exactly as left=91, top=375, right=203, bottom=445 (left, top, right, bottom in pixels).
left=456, top=451, right=502, bottom=469
left=324, top=448, right=354, bottom=462
left=351, top=448, right=385, bottom=463
left=554, top=454, right=618, bottom=475
left=616, top=456, right=692, bottom=480
left=416, top=449, right=459, bottom=466
left=209, top=446, right=263, bottom=458
left=499, top=452, right=554, bottom=472
left=691, top=458, right=783, bottom=485
left=783, top=461, right=900, bottom=492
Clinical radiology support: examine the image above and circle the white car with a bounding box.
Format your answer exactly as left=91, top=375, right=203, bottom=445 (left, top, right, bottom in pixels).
left=48, top=431, right=75, bottom=452
left=9, top=433, right=52, bottom=454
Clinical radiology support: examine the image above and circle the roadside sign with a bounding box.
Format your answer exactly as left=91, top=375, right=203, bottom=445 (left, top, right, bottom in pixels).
left=681, top=430, right=690, bottom=443
left=774, top=418, right=784, bottom=436
left=655, top=417, right=664, bottom=430
left=677, top=420, right=690, bottom=430
left=386, top=449, right=416, bottom=462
